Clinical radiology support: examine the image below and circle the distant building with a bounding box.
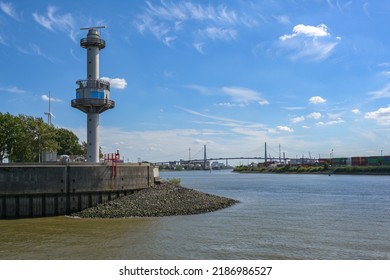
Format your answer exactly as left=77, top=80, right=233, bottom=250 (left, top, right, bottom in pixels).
left=288, top=158, right=318, bottom=165
left=211, top=161, right=225, bottom=169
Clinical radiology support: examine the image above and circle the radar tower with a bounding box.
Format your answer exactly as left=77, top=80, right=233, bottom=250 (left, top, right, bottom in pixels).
left=71, top=26, right=114, bottom=163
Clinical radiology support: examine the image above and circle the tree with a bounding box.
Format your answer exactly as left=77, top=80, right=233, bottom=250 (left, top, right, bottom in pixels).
left=1, top=113, right=83, bottom=162
left=9, top=115, right=58, bottom=162
left=55, top=128, right=83, bottom=155
left=0, top=113, right=21, bottom=162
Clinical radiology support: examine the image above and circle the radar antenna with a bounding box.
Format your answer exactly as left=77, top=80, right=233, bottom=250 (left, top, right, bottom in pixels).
left=80, top=26, right=106, bottom=30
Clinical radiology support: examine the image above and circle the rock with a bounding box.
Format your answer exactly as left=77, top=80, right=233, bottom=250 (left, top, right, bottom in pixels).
left=71, top=181, right=239, bottom=218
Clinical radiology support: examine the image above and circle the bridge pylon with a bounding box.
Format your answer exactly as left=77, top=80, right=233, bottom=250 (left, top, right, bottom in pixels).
left=203, top=144, right=207, bottom=170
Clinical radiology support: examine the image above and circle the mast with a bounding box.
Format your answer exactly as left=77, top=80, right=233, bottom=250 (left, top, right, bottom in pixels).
left=44, top=91, right=53, bottom=125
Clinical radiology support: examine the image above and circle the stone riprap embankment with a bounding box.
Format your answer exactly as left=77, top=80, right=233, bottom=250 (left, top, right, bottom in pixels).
left=71, top=181, right=238, bottom=218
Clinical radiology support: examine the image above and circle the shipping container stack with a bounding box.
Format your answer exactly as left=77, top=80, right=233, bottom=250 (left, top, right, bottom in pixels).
left=317, top=156, right=390, bottom=166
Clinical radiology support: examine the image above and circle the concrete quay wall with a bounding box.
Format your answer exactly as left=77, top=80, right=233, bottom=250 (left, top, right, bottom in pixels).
left=0, top=163, right=154, bottom=219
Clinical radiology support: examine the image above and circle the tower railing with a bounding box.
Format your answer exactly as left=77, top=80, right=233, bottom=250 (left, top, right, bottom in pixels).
left=71, top=98, right=115, bottom=113
left=76, top=79, right=110, bottom=91
left=80, top=37, right=106, bottom=49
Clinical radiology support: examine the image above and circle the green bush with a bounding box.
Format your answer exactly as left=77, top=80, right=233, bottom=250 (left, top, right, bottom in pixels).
left=167, top=178, right=181, bottom=185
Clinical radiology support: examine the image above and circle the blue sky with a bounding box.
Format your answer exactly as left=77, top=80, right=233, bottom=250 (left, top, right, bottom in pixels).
left=1, top=0, right=390, bottom=163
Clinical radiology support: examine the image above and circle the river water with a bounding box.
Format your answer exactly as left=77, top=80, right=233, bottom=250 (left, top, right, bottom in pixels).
left=0, top=170, right=389, bottom=260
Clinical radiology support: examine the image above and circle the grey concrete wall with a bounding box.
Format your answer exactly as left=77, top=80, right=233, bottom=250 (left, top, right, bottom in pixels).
left=0, top=165, right=67, bottom=195
left=0, top=163, right=153, bottom=219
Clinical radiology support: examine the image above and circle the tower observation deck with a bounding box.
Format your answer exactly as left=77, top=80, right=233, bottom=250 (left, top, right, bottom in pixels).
left=71, top=27, right=114, bottom=163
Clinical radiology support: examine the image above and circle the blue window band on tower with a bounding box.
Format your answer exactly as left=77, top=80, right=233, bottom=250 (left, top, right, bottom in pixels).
left=91, top=91, right=104, bottom=99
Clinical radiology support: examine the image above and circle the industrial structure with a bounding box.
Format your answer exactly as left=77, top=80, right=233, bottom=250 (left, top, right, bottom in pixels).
left=71, top=26, right=114, bottom=163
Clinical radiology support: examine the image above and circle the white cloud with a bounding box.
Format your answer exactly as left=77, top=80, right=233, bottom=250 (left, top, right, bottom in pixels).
left=41, top=94, right=62, bottom=102
left=100, top=77, right=128, bottom=90
left=16, top=43, right=57, bottom=62
left=215, top=102, right=238, bottom=107
left=134, top=14, right=177, bottom=47
left=280, top=24, right=329, bottom=41
left=368, top=83, right=390, bottom=99
left=327, top=112, right=342, bottom=120
left=291, top=116, right=305, bottom=123
left=178, top=107, right=271, bottom=142
left=295, top=39, right=339, bottom=61
left=276, top=125, right=294, bottom=132
left=33, top=12, right=52, bottom=30
left=352, top=109, right=361, bottom=114
left=193, top=42, right=205, bottom=54
left=364, top=105, right=390, bottom=125
left=290, top=113, right=321, bottom=124
left=163, top=36, right=177, bottom=47
left=283, top=106, right=305, bottom=110
left=378, top=63, right=390, bottom=77
left=200, top=27, right=237, bottom=41
left=316, top=118, right=344, bottom=126
left=378, top=62, right=390, bottom=67
left=134, top=1, right=257, bottom=48
left=307, top=112, right=322, bottom=119
left=0, top=1, right=20, bottom=21
left=274, top=15, right=290, bottom=25
left=309, top=96, right=327, bottom=104
left=0, top=86, right=26, bottom=94
left=186, top=84, right=268, bottom=106
left=184, top=84, right=211, bottom=94
left=380, top=71, right=390, bottom=76
left=279, top=23, right=340, bottom=61
left=178, top=106, right=253, bottom=126
left=32, top=6, right=77, bottom=42
left=30, top=43, right=56, bottom=62
left=221, top=86, right=269, bottom=106
left=15, top=43, right=56, bottom=62
left=70, top=49, right=81, bottom=62
left=142, top=1, right=244, bottom=25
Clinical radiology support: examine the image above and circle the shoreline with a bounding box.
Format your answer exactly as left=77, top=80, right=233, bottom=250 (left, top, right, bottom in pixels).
left=71, top=181, right=239, bottom=218
left=233, top=165, right=390, bottom=176
left=234, top=170, right=390, bottom=175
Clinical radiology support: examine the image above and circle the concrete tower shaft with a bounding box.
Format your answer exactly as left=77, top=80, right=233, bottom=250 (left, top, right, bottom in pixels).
left=71, top=27, right=114, bottom=163
left=87, top=113, right=99, bottom=163
left=81, top=28, right=105, bottom=80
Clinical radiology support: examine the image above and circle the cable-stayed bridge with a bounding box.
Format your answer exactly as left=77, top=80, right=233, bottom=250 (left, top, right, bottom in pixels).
left=153, top=143, right=293, bottom=168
